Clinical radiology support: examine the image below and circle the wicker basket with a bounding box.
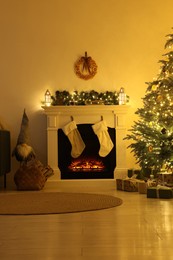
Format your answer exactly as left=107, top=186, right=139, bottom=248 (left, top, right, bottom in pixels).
left=14, top=159, right=53, bottom=190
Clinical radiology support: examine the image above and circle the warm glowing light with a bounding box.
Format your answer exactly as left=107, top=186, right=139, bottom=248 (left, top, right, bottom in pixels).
left=45, top=89, right=52, bottom=106
left=118, top=87, right=126, bottom=105
left=68, top=158, right=106, bottom=172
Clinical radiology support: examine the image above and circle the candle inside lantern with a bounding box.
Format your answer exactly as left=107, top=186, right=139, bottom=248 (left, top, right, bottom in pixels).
left=118, top=87, right=126, bottom=105
left=45, top=89, right=52, bottom=106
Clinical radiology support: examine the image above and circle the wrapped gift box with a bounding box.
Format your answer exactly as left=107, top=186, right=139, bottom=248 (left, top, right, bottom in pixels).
left=116, top=179, right=124, bottom=191
left=116, top=178, right=138, bottom=192
left=147, top=186, right=173, bottom=199
left=138, top=181, right=147, bottom=194
left=127, top=168, right=141, bottom=179
left=124, top=179, right=138, bottom=192
left=157, top=172, right=173, bottom=185
left=127, top=169, right=133, bottom=178
left=147, top=179, right=157, bottom=187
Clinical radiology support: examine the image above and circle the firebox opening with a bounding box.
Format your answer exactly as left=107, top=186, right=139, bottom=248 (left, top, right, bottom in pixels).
left=68, top=156, right=106, bottom=172
left=58, top=124, right=116, bottom=179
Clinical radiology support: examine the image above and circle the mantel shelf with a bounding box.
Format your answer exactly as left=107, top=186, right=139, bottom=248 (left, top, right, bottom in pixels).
left=42, top=105, right=130, bottom=115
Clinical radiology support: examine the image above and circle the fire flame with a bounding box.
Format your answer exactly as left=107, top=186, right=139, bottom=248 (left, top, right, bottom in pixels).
left=68, top=158, right=106, bottom=172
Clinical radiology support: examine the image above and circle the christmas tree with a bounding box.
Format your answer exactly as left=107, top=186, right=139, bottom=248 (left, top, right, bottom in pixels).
left=125, top=30, right=173, bottom=175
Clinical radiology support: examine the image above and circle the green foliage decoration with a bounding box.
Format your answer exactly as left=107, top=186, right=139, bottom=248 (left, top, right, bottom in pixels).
left=51, top=90, right=126, bottom=106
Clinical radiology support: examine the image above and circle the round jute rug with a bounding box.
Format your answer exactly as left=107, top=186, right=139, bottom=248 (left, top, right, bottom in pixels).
left=0, top=191, right=122, bottom=215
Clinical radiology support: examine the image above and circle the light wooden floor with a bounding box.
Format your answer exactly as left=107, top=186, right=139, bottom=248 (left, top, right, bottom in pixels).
left=0, top=183, right=173, bottom=260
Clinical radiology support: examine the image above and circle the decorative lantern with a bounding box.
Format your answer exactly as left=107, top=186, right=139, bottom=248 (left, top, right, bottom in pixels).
left=118, top=87, right=126, bottom=105
left=45, top=89, right=52, bottom=106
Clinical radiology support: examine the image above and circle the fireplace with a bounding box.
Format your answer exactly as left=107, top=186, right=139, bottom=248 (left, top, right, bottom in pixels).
left=58, top=124, right=116, bottom=179
left=42, top=105, right=129, bottom=182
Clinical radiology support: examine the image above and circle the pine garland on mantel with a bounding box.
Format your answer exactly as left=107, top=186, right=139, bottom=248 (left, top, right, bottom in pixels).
left=51, top=90, right=129, bottom=106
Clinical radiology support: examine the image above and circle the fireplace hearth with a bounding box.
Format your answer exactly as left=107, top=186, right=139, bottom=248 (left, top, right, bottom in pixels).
left=58, top=124, right=116, bottom=179
left=42, top=105, right=129, bottom=181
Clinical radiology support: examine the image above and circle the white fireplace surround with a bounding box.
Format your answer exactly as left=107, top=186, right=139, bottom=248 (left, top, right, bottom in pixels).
left=42, top=105, right=129, bottom=182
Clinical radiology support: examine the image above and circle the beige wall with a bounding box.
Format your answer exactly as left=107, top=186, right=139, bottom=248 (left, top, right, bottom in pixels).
left=0, top=0, right=173, bottom=186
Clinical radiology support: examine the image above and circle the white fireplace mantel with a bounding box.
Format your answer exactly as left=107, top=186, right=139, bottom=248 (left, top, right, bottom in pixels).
left=42, top=105, right=129, bottom=182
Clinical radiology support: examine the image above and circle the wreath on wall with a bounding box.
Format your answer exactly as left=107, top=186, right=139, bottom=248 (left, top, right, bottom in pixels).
left=74, top=52, right=97, bottom=80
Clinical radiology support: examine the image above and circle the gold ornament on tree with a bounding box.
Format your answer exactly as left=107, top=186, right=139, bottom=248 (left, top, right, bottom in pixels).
left=74, top=52, right=97, bottom=80
left=157, top=95, right=163, bottom=102
left=148, top=145, right=153, bottom=152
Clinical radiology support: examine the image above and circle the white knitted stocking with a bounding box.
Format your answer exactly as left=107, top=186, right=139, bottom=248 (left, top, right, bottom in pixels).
left=62, top=121, right=85, bottom=158
left=92, top=120, right=114, bottom=157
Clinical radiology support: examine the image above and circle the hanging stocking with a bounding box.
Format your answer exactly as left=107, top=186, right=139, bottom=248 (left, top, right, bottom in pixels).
left=92, top=120, right=114, bottom=157
left=62, top=120, right=85, bottom=158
